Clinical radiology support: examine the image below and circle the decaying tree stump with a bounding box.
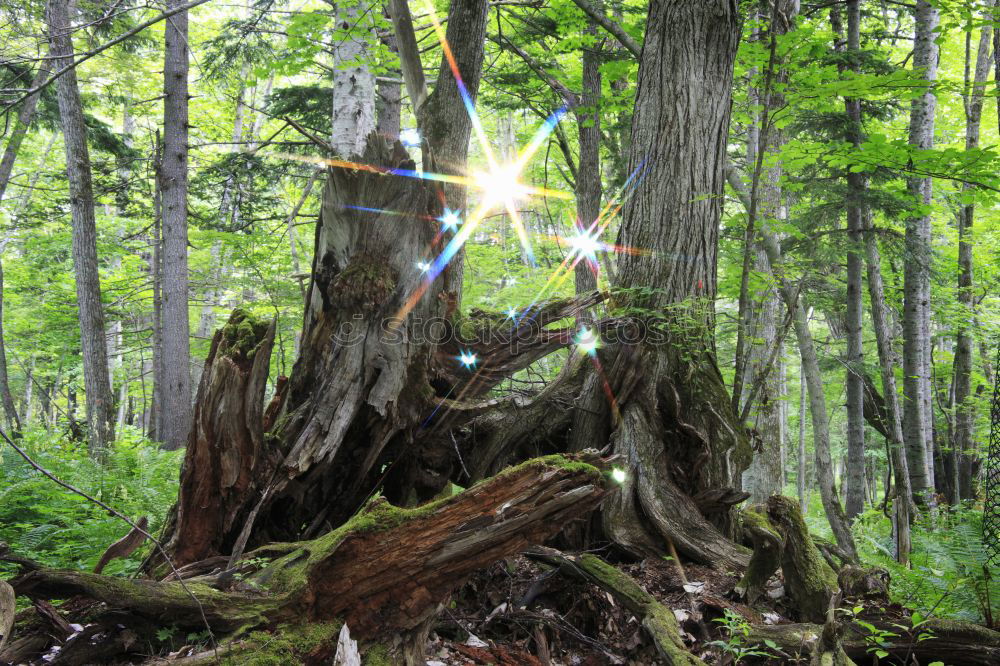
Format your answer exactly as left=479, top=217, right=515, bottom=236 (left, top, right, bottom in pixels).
left=2, top=454, right=613, bottom=664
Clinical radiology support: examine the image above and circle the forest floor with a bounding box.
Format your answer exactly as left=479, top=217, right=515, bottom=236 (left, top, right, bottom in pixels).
left=415, top=553, right=883, bottom=665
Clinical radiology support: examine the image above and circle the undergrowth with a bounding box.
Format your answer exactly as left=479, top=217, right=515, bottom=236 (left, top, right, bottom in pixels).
left=0, top=426, right=182, bottom=576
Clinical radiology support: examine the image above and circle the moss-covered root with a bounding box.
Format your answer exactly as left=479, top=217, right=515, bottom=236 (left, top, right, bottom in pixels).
left=766, top=495, right=839, bottom=623
left=527, top=547, right=705, bottom=666
left=734, top=506, right=782, bottom=604
left=0, top=579, right=14, bottom=653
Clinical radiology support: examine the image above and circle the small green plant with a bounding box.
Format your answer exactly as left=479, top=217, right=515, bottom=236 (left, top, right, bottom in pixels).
left=707, top=609, right=779, bottom=661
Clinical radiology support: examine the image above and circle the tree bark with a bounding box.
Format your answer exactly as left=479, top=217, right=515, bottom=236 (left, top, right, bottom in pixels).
left=160, top=0, right=193, bottom=450
left=902, top=0, right=940, bottom=501
left=601, top=0, right=752, bottom=569
left=47, top=0, right=115, bottom=454
left=331, top=0, right=376, bottom=156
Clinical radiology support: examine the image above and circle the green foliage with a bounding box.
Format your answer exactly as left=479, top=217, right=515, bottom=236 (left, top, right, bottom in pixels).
left=0, top=427, right=181, bottom=575
left=852, top=505, right=999, bottom=624
left=707, top=609, right=778, bottom=660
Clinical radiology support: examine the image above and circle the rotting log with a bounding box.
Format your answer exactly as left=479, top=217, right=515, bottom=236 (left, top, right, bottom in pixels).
left=525, top=546, right=705, bottom=666
left=0, top=579, right=13, bottom=654
left=4, top=455, right=612, bottom=664
left=752, top=617, right=1000, bottom=666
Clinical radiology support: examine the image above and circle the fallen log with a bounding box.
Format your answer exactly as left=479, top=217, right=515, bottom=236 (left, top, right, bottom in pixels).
left=752, top=617, right=1000, bottom=666
left=526, top=546, right=705, bottom=666
left=4, top=454, right=612, bottom=664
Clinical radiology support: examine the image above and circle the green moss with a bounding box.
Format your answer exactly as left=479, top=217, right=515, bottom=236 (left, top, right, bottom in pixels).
left=221, top=622, right=343, bottom=666
left=362, top=643, right=392, bottom=666
left=329, top=253, right=398, bottom=311
left=220, top=307, right=269, bottom=358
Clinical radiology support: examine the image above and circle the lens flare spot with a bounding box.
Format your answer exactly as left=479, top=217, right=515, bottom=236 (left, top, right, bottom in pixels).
left=575, top=327, right=601, bottom=355
left=416, top=261, right=431, bottom=272
left=611, top=468, right=627, bottom=484
left=399, top=128, right=421, bottom=147
left=458, top=350, right=478, bottom=369
left=439, top=208, right=462, bottom=232
left=569, top=230, right=602, bottom=259
left=477, top=164, right=528, bottom=205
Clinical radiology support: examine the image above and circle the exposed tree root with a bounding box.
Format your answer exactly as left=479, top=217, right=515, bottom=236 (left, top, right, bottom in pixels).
left=526, top=546, right=705, bottom=665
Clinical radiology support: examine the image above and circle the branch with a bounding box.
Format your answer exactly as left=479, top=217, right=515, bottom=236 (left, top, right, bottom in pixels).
left=389, top=0, right=428, bottom=113
left=567, top=0, right=641, bottom=58
left=493, top=34, right=578, bottom=107
left=3, top=0, right=217, bottom=114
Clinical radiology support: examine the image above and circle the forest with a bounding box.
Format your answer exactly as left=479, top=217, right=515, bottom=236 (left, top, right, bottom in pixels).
left=1, top=0, right=1000, bottom=663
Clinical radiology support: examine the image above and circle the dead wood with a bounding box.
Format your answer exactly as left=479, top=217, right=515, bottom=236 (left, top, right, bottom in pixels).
left=5, top=455, right=612, bottom=663
left=752, top=617, right=1000, bottom=665
left=525, top=546, right=705, bottom=665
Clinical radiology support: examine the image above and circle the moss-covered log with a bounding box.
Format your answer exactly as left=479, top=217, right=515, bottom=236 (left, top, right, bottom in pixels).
left=766, top=495, right=839, bottom=623
left=752, top=617, right=1000, bottom=666
left=4, top=455, right=611, bottom=664
left=526, top=546, right=704, bottom=666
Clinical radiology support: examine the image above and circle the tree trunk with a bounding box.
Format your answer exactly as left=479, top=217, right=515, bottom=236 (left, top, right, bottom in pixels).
left=0, top=249, right=20, bottom=432
left=331, top=0, right=376, bottom=156
left=47, top=0, right=115, bottom=454
left=864, top=215, right=912, bottom=564
left=160, top=0, right=193, bottom=451
left=842, top=0, right=866, bottom=521
left=902, top=0, right=939, bottom=502
left=953, top=4, right=992, bottom=502
left=601, top=0, right=752, bottom=569
left=798, top=355, right=807, bottom=512
left=573, top=20, right=601, bottom=324
left=727, top=168, right=858, bottom=562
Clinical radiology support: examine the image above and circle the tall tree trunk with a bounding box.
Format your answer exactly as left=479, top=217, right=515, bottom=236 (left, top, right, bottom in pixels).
left=953, top=4, right=992, bottom=502
left=0, top=247, right=20, bottom=432
left=902, top=0, right=939, bottom=502
left=798, top=349, right=808, bottom=512
left=864, top=212, right=912, bottom=565
left=574, top=23, right=601, bottom=323
left=727, top=169, right=858, bottom=561
left=601, top=0, right=752, bottom=570
left=159, top=0, right=193, bottom=451
left=47, top=0, right=115, bottom=454
left=331, top=0, right=376, bottom=156
left=842, top=0, right=866, bottom=520
left=741, top=1, right=798, bottom=504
